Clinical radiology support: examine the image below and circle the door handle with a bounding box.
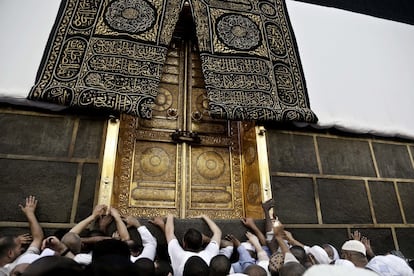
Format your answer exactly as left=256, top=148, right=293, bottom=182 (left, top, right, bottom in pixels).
left=171, top=129, right=201, bottom=145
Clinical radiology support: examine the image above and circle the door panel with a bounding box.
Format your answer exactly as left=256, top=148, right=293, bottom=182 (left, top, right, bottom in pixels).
left=113, top=35, right=261, bottom=218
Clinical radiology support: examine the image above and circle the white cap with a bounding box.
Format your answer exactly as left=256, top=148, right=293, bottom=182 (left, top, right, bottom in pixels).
left=334, top=259, right=355, bottom=267
left=341, top=240, right=366, bottom=256
left=366, top=255, right=414, bottom=275
left=307, top=245, right=331, bottom=264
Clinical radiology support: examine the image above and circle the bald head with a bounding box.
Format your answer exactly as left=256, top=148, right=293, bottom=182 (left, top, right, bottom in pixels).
left=61, top=232, right=82, bottom=254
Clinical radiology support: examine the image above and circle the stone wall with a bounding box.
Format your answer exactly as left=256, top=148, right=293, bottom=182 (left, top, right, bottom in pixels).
left=267, top=127, right=414, bottom=258
left=0, top=106, right=106, bottom=236
left=1, top=105, right=414, bottom=259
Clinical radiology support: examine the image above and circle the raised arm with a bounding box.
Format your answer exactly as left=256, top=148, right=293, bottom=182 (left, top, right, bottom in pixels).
left=164, top=214, right=176, bottom=243
left=42, top=236, right=75, bottom=259
left=70, top=204, right=107, bottom=234
left=245, top=232, right=268, bottom=261
left=149, top=216, right=166, bottom=233
left=352, top=230, right=375, bottom=259
left=124, top=216, right=157, bottom=261
left=273, top=224, right=290, bottom=255
left=241, top=217, right=267, bottom=246
left=201, top=214, right=222, bottom=244
left=283, top=230, right=305, bottom=248
left=262, top=199, right=275, bottom=233
left=109, top=207, right=130, bottom=241
left=19, top=195, right=44, bottom=250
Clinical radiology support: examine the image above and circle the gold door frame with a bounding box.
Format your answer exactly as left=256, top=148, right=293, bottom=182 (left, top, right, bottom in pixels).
left=98, top=119, right=272, bottom=218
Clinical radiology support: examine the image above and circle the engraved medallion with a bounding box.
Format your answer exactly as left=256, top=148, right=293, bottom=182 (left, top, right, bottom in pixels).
left=140, top=147, right=171, bottom=176
left=196, top=151, right=225, bottom=180
left=105, top=0, right=156, bottom=34
left=216, top=14, right=261, bottom=50
left=152, top=87, right=173, bottom=111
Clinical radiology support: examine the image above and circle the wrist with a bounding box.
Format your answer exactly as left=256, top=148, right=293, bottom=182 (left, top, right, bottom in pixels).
left=60, top=247, right=72, bottom=256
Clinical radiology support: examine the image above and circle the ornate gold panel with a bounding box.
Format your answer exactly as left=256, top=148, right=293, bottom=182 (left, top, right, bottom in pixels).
left=112, top=28, right=263, bottom=218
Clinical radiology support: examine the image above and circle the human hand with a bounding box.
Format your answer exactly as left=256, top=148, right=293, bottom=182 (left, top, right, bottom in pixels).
left=272, top=220, right=284, bottom=237
left=112, top=231, right=120, bottom=239
left=220, top=239, right=233, bottom=248
left=261, top=199, right=274, bottom=211
left=225, top=234, right=240, bottom=247
left=351, top=230, right=362, bottom=241
left=92, top=204, right=107, bottom=218
left=123, top=215, right=141, bottom=228
left=109, top=207, right=121, bottom=218
left=283, top=230, right=294, bottom=242
left=245, top=231, right=260, bottom=246
left=17, top=233, right=32, bottom=245
left=42, top=236, right=66, bottom=252
left=19, top=195, right=38, bottom=214
left=241, top=217, right=256, bottom=229
left=149, top=216, right=165, bottom=228
left=361, top=236, right=375, bottom=257
left=99, top=214, right=114, bottom=233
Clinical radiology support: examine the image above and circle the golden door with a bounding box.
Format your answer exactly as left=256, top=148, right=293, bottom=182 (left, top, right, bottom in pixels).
left=111, top=21, right=265, bottom=219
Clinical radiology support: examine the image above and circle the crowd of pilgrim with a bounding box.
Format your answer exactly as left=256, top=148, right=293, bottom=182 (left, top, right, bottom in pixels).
left=0, top=196, right=413, bottom=276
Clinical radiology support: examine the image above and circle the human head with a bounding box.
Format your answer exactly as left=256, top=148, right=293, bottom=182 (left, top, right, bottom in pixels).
left=22, top=255, right=86, bottom=276
left=0, top=236, right=22, bottom=264
left=92, top=239, right=131, bottom=261
left=89, top=255, right=138, bottom=276
left=61, top=232, right=82, bottom=254
left=366, top=254, right=414, bottom=275
left=244, top=264, right=267, bottom=276
left=268, top=252, right=284, bottom=275
left=307, top=245, right=331, bottom=265
left=154, top=259, right=173, bottom=276
left=290, top=246, right=307, bottom=266
left=341, top=240, right=366, bottom=256
left=134, top=257, right=155, bottom=276
left=341, top=240, right=368, bottom=268
left=183, top=228, right=203, bottom=252
left=322, top=244, right=333, bottom=259
left=126, top=239, right=142, bottom=257
left=209, top=254, right=231, bottom=276
left=183, top=255, right=209, bottom=276
left=279, top=262, right=306, bottom=276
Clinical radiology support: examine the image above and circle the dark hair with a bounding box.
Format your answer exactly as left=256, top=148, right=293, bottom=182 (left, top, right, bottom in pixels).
left=134, top=257, right=155, bottom=276
left=290, top=246, right=307, bottom=266
left=0, top=236, right=17, bottom=257
left=23, top=256, right=86, bottom=276
left=183, top=256, right=209, bottom=276
left=279, top=262, right=306, bottom=276
left=88, top=255, right=138, bottom=276
left=244, top=264, right=267, bottom=276
left=209, top=254, right=231, bottom=276
left=183, top=228, right=202, bottom=251
left=127, top=239, right=142, bottom=254
left=92, top=239, right=131, bottom=261
left=155, top=259, right=173, bottom=276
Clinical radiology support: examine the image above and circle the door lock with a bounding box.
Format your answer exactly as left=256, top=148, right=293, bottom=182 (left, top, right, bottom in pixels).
left=171, top=129, right=201, bottom=145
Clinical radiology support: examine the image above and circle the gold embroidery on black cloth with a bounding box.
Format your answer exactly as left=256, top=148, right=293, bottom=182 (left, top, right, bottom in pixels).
left=192, top=0, right=318, bottom=122
left=30, top=0, right=316, bottom=123
left=29, top=0, right=181, bottom=118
